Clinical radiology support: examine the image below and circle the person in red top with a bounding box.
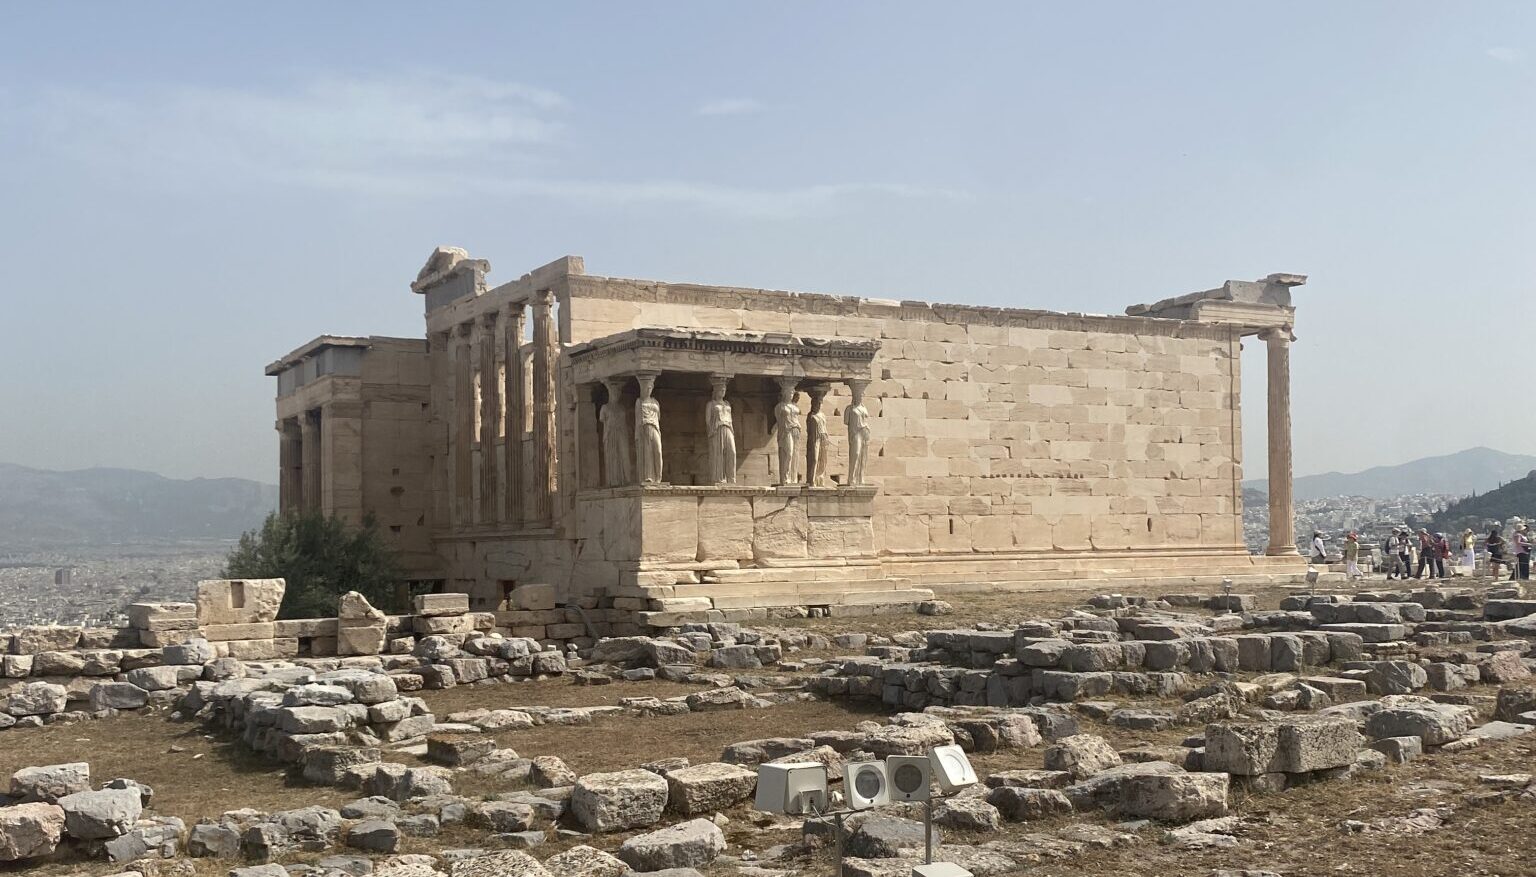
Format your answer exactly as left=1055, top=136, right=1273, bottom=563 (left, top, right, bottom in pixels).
left=1431, top=532, right=1449, bottom=579
left=1414, top=529, right=1436, bottom=579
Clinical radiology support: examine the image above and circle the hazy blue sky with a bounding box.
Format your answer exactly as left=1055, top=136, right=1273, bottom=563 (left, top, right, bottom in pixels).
left=2, top=3, right=1532, bottom=484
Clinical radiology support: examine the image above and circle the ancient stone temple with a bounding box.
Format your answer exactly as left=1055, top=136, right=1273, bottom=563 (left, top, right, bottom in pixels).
left=267, top=249, right=1307, bottom=626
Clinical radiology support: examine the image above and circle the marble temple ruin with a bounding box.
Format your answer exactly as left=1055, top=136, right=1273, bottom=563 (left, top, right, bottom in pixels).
left=265, top=250, right=1309, bottom=628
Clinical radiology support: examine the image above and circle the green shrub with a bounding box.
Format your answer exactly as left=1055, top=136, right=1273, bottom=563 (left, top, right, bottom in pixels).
left=223, top=511, right=403, bottom=619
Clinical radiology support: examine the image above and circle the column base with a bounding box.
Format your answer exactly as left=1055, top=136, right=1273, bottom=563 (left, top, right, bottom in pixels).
left=1265, top=545, right=1301, bottom=556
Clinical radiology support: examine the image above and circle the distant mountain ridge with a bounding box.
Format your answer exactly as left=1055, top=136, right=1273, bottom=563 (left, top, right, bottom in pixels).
left=1429, top=471, right=1536, bottom=531
left=0, top=463, right=277, bottom=549
left=1245, top=447, right=1536, bottom=501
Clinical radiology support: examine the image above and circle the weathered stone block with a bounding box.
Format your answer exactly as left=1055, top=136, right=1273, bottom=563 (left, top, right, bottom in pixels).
left=1042, top=734, right=1121, bottom=780
left=1275, top=718, right=1361, bottom=773
left=570, top=769, right=669, bottom=833
left=1117, top=771, right=1228, bottom=822
left=0, top=802, right=66, bottom=862
left=195, top=579, right=285, bottom=625
left=665, top=763, right=757, bottom=815
left=414, top=593, right=470, bottom=617
left=57, top=788, right=142, bottom=840
left=617, top=818, right=726, bottom=871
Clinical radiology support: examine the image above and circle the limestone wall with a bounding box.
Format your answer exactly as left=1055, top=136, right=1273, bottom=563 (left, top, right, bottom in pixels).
left=273, top=338, right=436, bottom=577
left=564, top=274, right=1247, bottom=563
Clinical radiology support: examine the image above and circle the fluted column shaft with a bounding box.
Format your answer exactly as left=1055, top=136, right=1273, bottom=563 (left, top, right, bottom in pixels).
left=477, top=312, right=500, bottom=524
left=1264, top=328, right=1297, bottom=555
left=530, top=290, right=557, bottom=527
left=503, top=303, right=527, bottom=528
left=452, top=322, right=474, bottom=527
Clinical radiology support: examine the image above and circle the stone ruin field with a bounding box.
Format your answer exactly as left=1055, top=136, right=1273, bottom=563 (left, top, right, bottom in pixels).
left=6, top=579, right=1536, bottom=877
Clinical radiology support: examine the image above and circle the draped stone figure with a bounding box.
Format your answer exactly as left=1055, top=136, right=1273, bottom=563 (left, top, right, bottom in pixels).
left=635, top=375, right=663, bottom=484
left=805, top=385, right=830, bottom=487
left=845, top=380, right=871, bottom=485
left=600, top=378, right=631, bottom=487
left=774, top=379, right=802, bottom=485
left=705, top=375, right=737, bottom=484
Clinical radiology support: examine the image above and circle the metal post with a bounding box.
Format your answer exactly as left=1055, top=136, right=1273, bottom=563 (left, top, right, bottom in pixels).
left=834, top=811, right=845, bottom=877
left=924, top=798, right=934, bottom=864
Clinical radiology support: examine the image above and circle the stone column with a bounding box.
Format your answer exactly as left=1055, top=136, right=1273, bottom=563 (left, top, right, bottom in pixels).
left=278, top=419, right=303, bottom=513
left=300, top=408, right=322, bottom=512
left=635, top=372, right=663, bottom=484
left=773, top=377, right=802, bottom=486
left=706, top=374, right=737, bottom=485
left=601, top=377, right=632, bottom=486
left=477, top=312, right=500, bottom=525
left=1263, top=328, right=1297, bottom=556
left=503, top=303, right=526, bottom=527
left=844, top=379, right=871, bottom=486
left=804, top=384, right=830, bottom=488
left=452, top=322, right=474, bottom=527
left=530, top=290, right=557, bottom=527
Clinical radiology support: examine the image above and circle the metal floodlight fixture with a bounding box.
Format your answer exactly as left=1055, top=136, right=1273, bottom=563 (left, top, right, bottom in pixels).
left=754, top=762, right=828, bottom=815
left=885, top=755, right=932, bottom=802
left=927, top=744, right=978, bottom=793
left=843, top=761, right=890, bottom=811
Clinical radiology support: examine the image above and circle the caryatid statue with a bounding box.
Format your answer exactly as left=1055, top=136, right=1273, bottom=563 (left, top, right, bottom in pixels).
left=635, top=374, right=663, bottom=484
left=600, top=377, right=631, bottom=487
left=845, top=379, right=871, bottom=486
left=774, top=378, right=802, bottom=486
left=804, top=385, right=830, bottom=487
left=705, top=375, right=737, bottom=484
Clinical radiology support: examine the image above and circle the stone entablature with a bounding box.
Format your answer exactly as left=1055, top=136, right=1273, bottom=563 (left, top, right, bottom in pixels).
left=567, top=328, right=880, bottom=381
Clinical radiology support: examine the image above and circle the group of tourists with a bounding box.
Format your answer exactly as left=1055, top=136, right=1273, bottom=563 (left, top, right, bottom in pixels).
left=1486, top=522, right=1534, bottom=581
left=1315, top=522, right=1532, bottom=582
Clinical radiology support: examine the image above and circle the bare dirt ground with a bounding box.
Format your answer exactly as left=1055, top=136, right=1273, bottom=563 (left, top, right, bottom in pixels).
left=0, top=710, right=350, bottom=824
left=418, top=695, right=887, bottom=795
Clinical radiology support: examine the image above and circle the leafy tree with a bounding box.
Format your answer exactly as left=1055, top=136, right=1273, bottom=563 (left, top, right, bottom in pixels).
left=223, top=511, right=403, bottom=619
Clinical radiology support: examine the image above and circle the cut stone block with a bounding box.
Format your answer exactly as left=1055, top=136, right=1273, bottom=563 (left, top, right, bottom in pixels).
left=195, top=579, right=285, bottom=625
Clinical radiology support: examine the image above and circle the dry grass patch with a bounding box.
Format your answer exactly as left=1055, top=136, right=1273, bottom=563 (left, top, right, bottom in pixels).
left=0, top=710, right=347, bottom=824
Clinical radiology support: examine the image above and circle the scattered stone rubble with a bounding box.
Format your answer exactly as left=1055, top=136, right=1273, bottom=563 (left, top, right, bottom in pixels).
left=4, top=580, right=1536, bottom=875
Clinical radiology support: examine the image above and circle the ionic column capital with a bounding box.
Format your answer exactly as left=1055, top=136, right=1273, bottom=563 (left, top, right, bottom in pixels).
left=1259, top=326, right=1296, bottom=343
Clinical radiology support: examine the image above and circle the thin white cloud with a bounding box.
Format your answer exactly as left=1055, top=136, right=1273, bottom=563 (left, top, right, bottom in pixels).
left=697, top=98, right=765, bottom=116
left=1486, top=46, right=1523, bottom=64
left=9, top=73, right=965, bottom=219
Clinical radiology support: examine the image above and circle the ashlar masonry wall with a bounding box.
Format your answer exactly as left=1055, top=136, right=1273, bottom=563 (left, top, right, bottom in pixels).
left=562, top=274, right=1247, bottom=568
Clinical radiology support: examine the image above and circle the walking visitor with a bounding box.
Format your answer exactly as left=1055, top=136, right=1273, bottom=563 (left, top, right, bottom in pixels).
left=1514, top=523, right=1532, bottom=581
left=1488, top=527, right=1511, bottom=580
left=1343, top=531, right=1362, bottom=580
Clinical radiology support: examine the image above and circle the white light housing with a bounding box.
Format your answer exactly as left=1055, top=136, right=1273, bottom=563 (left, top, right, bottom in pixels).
left=927, top=744, right=977, bottom=793
left=843, top=761, right=890, bottom=810
left=885, top=755, right=931, bottom=802
left=754, top=762, right=828, bottom=815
